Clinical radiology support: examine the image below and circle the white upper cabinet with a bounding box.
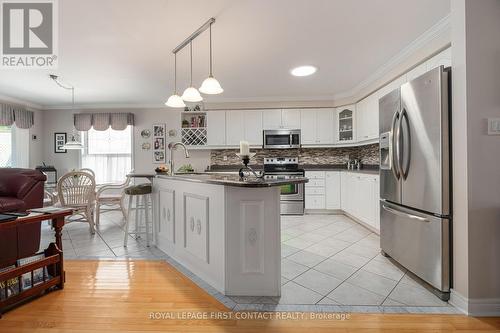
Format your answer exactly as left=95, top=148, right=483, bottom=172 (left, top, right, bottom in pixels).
left=225, top=111, right=245, bottom=146
left=426, top=47, right=451, bottom=70
left=316, top=109, right=335, bottom=144
left=206, top=111, right=226, bottom=146
left=336, top=105, right=356, bottom=143
left=226, top=110, right=263, bottom=146
left=263, top=109, right=300, bottom=129
left=300, top=110, right=316, bottom=144
left=300, top=109, right=334, bottom=145
left=243, top=110, right=263, bottom=145
left=262, top=109, right=282, bottom=129
left=356, top=93, right=379, bottom=142
left=281, top=109, right=301, bottom=129
left=406, top=61, right=428, bottom=82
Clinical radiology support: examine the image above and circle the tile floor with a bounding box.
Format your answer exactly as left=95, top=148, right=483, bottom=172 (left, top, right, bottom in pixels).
left=38, top=211, right=457, bottom=313
left=271, top=214, right=451, bottom=309
left=39, top=210, right=168, bottom=260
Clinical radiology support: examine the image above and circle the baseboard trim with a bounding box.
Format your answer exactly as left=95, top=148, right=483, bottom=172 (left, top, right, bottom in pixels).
left=450, top=289, right=500, bottom=316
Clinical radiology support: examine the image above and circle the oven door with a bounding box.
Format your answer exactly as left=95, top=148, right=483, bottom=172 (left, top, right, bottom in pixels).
left=263, top=130, right=301, bottom=149
left=279, top=182, right=303, bottom=201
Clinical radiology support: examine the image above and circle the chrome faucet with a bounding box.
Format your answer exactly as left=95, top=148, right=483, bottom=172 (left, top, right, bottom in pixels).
left=168, top=142, right=190, bottom=175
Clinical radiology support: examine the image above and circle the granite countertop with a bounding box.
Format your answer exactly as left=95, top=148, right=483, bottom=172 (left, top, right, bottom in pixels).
left=156, top=173, right=308, bottom=188
left=301, top=164, right=379, bottom=174
left=208, top=164, right=379, bottom=174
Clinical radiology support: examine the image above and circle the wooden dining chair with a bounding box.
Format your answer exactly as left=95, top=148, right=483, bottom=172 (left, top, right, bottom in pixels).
left=95, top=176, right=131, bottom=226
left=57, top=171, right=97, bottom=234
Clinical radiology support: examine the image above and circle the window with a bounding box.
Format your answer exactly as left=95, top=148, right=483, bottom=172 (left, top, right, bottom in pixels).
left=0, top=125, right=29, bottom=168
left=81, top=126, right=132, bottom=183
left=0, top=126, right=12, bottom=167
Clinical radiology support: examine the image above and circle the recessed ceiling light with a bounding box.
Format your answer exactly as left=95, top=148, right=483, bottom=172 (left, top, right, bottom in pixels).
left=290, top=65, right=317, bottom=77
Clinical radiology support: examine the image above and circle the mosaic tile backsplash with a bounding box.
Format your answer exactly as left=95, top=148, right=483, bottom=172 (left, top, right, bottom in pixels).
left=210, top=143, right=379, bottom=167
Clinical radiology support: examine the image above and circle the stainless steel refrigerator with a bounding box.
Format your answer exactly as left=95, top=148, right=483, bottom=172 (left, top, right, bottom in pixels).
left=379, top=66, right=451, bottom=299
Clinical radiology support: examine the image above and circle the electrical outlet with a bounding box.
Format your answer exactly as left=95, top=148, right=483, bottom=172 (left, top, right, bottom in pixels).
left=223, top=155, right=228, bottom=161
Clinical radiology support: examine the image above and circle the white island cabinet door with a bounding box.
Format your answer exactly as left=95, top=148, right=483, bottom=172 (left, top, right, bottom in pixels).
left=184, top=193, right=209, bottom=263
left=262, top=109, right=282, bottom=129
left=225, top=110, right=244, bottom=146
left=157, top=188, right=176, bottom=246
left=300, top=110, right=316, bottom=144
left=282, top=109, right=301, bottom=129
left=325, top=171, right=341, bottom=209
left=206, top=111, right=226, bottom=146
left=244, top=110, right=263, bottom=145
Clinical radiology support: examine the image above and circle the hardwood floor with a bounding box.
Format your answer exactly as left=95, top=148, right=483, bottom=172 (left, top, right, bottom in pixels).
left=0, top=260, right=499, bottom=332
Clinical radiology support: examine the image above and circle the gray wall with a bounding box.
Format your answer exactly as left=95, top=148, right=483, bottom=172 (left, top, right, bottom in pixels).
left=451, top=0, right=500, bottom=315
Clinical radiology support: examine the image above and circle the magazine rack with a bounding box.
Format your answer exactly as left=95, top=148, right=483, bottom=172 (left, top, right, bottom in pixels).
left=0, top=209, right=71, bottom=318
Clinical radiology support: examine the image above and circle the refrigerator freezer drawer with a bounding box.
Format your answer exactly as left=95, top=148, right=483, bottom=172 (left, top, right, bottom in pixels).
left=380, top=201, right=450, bottom=292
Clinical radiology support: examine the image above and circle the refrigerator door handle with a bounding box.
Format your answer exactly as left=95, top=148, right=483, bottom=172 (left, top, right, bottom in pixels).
left=382, top=204, right=429, bottom=222
left=391, top=111, right=401, bottom=179
left=400, top=108, right=411, bottom=179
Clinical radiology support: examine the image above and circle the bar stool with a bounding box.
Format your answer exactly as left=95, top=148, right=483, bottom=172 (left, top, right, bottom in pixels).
left=123, top=183, right=153, bottom=247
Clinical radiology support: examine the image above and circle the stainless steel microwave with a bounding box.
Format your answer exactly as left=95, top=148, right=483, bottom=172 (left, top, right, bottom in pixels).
left=263, top=129, right=301, bottom=149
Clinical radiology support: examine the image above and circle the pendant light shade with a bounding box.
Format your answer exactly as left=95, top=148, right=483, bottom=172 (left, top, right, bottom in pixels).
left=63, top=134, right=84, bottom=150
left=181, top=86, right=203, bottom=102
left=165, top=53, right=186, bottom=108
left=182, top=41, right=203, bottom=102
left=165, top=94, right=185, bottom=107
left=199, top=76, right=223, bottom=94
left=199, top=23, right=223, bottom=95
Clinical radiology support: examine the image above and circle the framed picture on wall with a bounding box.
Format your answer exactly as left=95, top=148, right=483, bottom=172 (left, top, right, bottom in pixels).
left=152, top=123, right=166, bottom=164
left=54, top=132, right=67, bottom=153
left=153, top=124, right=165, bottom=138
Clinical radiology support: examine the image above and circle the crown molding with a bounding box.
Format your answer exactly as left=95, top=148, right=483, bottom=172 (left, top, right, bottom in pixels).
left=0, top=94, right=42, bottom=110
left=38, top=15, right=450, bottom=110
left=333, top=13, right=451, bottom=101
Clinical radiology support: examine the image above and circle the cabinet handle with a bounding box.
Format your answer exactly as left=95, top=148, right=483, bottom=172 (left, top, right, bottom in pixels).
left=167, top=208, right=171, bottom=221
left=196, top=219, right=202, bottom=235
left=190, top=217, right=195, bottom=232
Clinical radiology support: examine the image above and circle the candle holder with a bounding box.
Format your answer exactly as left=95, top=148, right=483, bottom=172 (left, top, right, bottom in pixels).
left=236, top=153, right=264, bottom=179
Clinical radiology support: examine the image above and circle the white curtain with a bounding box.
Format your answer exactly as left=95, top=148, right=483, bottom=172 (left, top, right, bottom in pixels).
left=81, top=126, right=132, bottom=184
left=81, top=154, right=131, bottom=184
left=0, top=124, right=30, bottom=168
left=12, top=125, right=30, bottom=168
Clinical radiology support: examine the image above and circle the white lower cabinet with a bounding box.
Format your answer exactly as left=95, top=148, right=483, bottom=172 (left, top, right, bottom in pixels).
left=304, top=171, right=326, bottom=210
left=306, top=170, right=380, bottom=233
left=339, top=172, right=380, bottom=233
left=325, top=171, right=341, bottom=209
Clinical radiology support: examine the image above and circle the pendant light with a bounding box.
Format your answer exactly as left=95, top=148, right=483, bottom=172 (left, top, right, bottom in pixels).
left=165, top=53, right=186, bottom=108
left=181, top=41, right=203, bottom=102
left=63, top=86, right=84, bottom=150
left=199, top=23, right=223, bottom=94
left=50, top=74, right=84, bottom=150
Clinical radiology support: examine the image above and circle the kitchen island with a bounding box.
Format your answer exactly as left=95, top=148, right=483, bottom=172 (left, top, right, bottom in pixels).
left=153, top=173, right=308, bottom=297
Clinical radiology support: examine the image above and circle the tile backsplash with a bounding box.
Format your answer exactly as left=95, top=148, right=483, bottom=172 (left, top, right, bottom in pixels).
left=210, top=144, right=379, bottom=166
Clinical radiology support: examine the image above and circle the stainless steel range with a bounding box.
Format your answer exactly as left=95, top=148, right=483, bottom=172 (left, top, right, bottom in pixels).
left=264, top=157, right=304, bottom=215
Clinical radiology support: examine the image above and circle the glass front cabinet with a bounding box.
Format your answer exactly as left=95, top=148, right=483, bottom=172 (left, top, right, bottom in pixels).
left=336, top=105, right=356, bottom=143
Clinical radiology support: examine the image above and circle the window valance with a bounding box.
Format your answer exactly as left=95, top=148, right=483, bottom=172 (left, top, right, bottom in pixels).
left=0, top=104, right=34, bottom=129
left=74, top=113, right=134, bottom=131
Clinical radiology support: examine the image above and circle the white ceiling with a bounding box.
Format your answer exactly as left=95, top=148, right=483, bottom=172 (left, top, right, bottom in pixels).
left=0, top=0, right=450, bottom=108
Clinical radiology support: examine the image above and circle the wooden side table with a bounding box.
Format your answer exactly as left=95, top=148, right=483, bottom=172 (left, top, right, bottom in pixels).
left=0, top=209, right=72, bottom=317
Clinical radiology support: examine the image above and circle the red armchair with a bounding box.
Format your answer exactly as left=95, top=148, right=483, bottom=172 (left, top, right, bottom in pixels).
left=0, top=168, right=47, bottom=267
left=0, top=168, right=46, bottom=212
